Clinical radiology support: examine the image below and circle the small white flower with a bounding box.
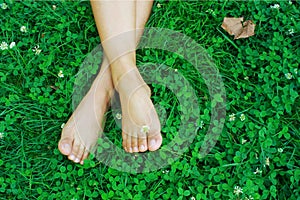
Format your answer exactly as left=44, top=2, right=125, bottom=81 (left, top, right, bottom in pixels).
left=285, top=73, right=293, bottom=80
left=61, top=123, right=65, bottom=129
left=254, top=167, right=262, bottom=175
left=244, top=76, right=249, bottom=80
left=242, top=138, right=247, bottom=144
left=199, top=120, right=204, bottom=129
left=229, top=113, right=236, bottom=121
left=245, top=196, right=254, bottom=200
left=140, top=125, right=150, bottom=134
left=116, top=113, right=122, bottom=120
left=52, top=5, right=57, bottom=10
left=288, top=28, right=294, bottom=35
left=9, top=42, right=16, bottom=49
left=0, top=41, right=8, bottom=50
left=190, top=197, right=196, bottom=200
left=20, top=26, right=27, bottom=33
left=32, top=45, right=42, bottom=55
left=289, top=0, right=292, bottom=5
left=58, top=70, right=64, bottom=78
left=240, top=114, right=246, bottom=121
left=233, top=186, right=243, bottom=195
left=162, top=170, right=169, bottom=174
left=174, top=69, right=178, bottom=72
left=0, top=132, right=4, bottom=139
left=206, top=9, right=215, bottom=16
left=294, top=68, right=298, bottom=75
left=278, top=148, right=283, bottom=153
left=270, top=4, right=280, bottom=9
left=156, top=3, right=161, bottom=8
left=265, top=157, right=270, bottom=166
left=1, top=3, right=8, bottom=9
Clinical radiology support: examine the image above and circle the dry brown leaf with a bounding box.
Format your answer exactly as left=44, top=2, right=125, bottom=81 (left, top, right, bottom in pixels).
left=221, top=17, right=255, bottom=40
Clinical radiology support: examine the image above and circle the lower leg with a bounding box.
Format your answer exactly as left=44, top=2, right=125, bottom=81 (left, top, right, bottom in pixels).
left=91, top=0, right=162, bottom=153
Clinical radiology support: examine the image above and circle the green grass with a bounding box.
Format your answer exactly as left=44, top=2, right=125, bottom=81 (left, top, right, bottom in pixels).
left=0, top=0, right=299, bottom=199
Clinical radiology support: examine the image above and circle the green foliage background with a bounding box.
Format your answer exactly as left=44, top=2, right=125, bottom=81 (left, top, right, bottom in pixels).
left=0, top=0, right=299, bottom=199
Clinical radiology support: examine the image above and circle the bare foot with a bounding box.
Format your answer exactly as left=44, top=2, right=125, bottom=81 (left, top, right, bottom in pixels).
left=58, top=61, right=113, bottom=165
left=116, top=68, right=162, bottom=153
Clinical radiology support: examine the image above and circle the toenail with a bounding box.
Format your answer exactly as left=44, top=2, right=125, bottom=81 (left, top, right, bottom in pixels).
left=150, top=139, right=156, bottom=147
left=133, top=147, right=138, bottom=152
left=140, top=145, right=145, bottom=151
left=69, top=154, right=75, bottom=160
left=74, top=158, right=80, bottom=163
left=129, top=147, right=132, bottom=153
left=62, top=143, right=71, bottom=152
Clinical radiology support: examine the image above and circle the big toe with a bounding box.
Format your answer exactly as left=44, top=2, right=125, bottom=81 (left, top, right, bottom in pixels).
left=148, top=133, right=162, bottom=151
left=58, top=138, right=73, bottom=155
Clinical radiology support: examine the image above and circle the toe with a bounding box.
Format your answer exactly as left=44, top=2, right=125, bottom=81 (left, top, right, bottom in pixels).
left=131, top=132, right=139, bottom=153
left=80, top=149, right=90, bottom=165
left=71, top=141, right=86, bottom=163
left=148, top=132, right=162, bottom=151
left=138, top=132, right=147, bottom=152
left=122, top=131, right=132, bottom=153
left=58, top=137, right=73, bottom=155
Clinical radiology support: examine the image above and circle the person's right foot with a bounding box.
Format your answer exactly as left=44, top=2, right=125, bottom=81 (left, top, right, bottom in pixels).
left=116, top=68, right=162, bottom=153
left=58, top=59, right=113, bottom=165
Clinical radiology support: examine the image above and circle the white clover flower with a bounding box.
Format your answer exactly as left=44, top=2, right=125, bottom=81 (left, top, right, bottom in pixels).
left=244, top=76, right=249, bottom=80
left=242, top=138, right=247, bottom=144
left=162, top=169, right=169, bottom=174
left=285, top=73, right=293, bottom=80
left=32, top=45, right=41, bottom=55
left=58, top=70, right=64, bottom=78
left=199, top=120, right=204, bottom=129
left=265, top=157, right=270, bottom=166
left=240, top=114, right=246, bottom=121
left=233, top=186, right=243, bottom=195
left=206, top=9, right=216, bottom=16
left=254, top=167, right=262, bottom=175
left=229, top=113, right=236, bottom=121
left=270, top=4, right=280, bottom=9
left=156, top=3, right=161, bottom=8
left=9, top=42, right=16, bottom=49
left=278, top=148, right=283, bottom=153
left=52, top=5, right=57, bottom=10
left=288, top=28, right=294, bottom=35
left=174, top=69, right=178, bottom=72
left=0, top=41, right=8, bottom=50
left=116, top=113, right=122, bottom=120
left=245, top=196, right=254, bottom=200
left=0, top=132, right=4, bottom=139
left=140, top=125, right=150, bottom=134
left=20, top=26, right=27, bottom=33
left=190, top=197, right=196, bottom=200
left=1, top=3, right=8, bottom=9
left=294, top=68, right=298, bottom=75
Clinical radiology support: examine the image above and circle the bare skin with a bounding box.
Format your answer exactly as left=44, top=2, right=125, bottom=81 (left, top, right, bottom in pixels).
left=58, top=58, right=113, bottom=164
left=58, top=0, right=162, bottom=164
left=91, top=0, right=162, bottom=153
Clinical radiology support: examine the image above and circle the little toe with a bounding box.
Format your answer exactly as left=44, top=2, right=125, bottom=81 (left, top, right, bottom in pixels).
left=123, top=131, right=132, bottom=153
left=80, top=150, right=90, bottom=165
left=58, top=137, right=73, bottom=156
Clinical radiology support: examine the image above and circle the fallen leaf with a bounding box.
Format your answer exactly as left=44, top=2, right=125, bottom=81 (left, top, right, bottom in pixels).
left=221, top=17, right=255, bottom=39
left=221, top=17, right=244, bottom=36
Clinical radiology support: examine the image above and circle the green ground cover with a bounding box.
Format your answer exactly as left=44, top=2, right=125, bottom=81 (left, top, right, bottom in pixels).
left=0, top=0, right=299, bottom=199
